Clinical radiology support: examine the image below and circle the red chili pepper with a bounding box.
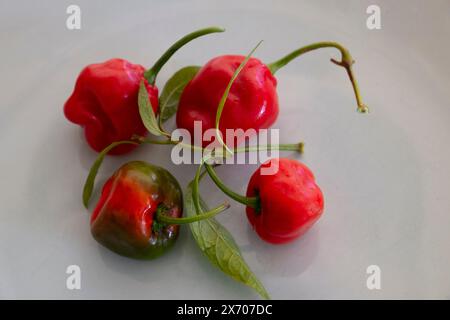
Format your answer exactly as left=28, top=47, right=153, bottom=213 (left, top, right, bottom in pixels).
left=64, top=60, right=157, bottom=155
left=177, top=42, right=368, bottom=147
left=64, top=27, right=224, bottom=155
left=91, top=160, right=229, bottom=259
left=177, top=55, right=278, bottom=147
left=204, top=157, right=323, bottom=244
left=245, top=158, right=324, bottom=244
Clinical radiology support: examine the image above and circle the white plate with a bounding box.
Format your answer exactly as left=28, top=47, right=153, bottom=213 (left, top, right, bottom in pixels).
left=1, top=0, right=449, bottom=299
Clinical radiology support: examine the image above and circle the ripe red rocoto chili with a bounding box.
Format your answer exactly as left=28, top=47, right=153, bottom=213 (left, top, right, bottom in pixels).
left=65, top=60, right=158, bottom=155
left=245, top=158, right=324, bottom=244
left=176, top=42, right=368, bottom=147
left=204, top=157, right=324, bottom=244
left=64, top=27, right=224, bottom=155
left=177, top=55, right=278, bottom=147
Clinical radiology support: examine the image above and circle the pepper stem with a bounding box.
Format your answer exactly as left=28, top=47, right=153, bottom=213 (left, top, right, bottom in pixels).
left=267, top=41, right=369, bottom=113
left=202, top=141, right=303, bottom=211
left=235, top=142, right=304, bottom=154
left=204, top=164, right=260, bottom=210
left=144, top=26, right=225, bottom=84
left=133, top=136, right=304, bottom=156
left=155, top=203, right=229, bottom=225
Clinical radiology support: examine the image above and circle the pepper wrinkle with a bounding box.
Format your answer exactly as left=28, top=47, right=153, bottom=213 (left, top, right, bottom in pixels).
left=64, top=58, right=159, bottom=155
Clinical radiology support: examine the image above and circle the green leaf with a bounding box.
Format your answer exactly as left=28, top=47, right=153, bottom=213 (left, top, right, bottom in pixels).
left=159, top=66, right=200, bottom=124
left=185, top=181, right=270, bottom=300
left=138, top=80, right=166, bottom=136
left=82, top=140, right=138, bottom=208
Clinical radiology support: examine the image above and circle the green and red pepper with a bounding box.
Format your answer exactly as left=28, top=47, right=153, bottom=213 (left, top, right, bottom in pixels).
left=91, top=161, right=183, bottom=259
left=90, top=160, right=228, bottom=259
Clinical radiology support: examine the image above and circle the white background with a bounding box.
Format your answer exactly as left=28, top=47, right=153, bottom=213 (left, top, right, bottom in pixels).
left=1, top=0, right=449, bottom=299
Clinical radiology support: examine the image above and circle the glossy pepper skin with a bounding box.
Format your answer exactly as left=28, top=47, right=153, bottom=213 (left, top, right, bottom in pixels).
left=176, top=55, right=279, bottom=147
left=64, top=58, right=158, bottom=155
left=90, top=161, right=182, bottom=259
left=246, top=158, right=324, bottom=244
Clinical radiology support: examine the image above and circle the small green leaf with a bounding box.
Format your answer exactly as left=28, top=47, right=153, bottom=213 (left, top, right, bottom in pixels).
left=159, top=66, right=200, bottom=124
left=185, top=181, right=270, bottom=300
left=82, top=140, right=138, bottom=208
left=138, top=80, right=166, bottom=136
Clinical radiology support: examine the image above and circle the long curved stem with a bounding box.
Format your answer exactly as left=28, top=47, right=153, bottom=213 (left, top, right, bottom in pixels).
left=193, top=163, right=208, bottom=217
left=144, top=26, right=225, bottom=84
left=204, top=164, right=259, bottom=210
left=267, top=41, right=369, bottom=113
left=136, top=136, right=304, bottom=157
left=235, top=142, right=304, bottom=154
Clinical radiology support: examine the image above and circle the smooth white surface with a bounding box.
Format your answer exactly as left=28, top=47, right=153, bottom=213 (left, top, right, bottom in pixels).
left=1, top=0, right=449, bottom=299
